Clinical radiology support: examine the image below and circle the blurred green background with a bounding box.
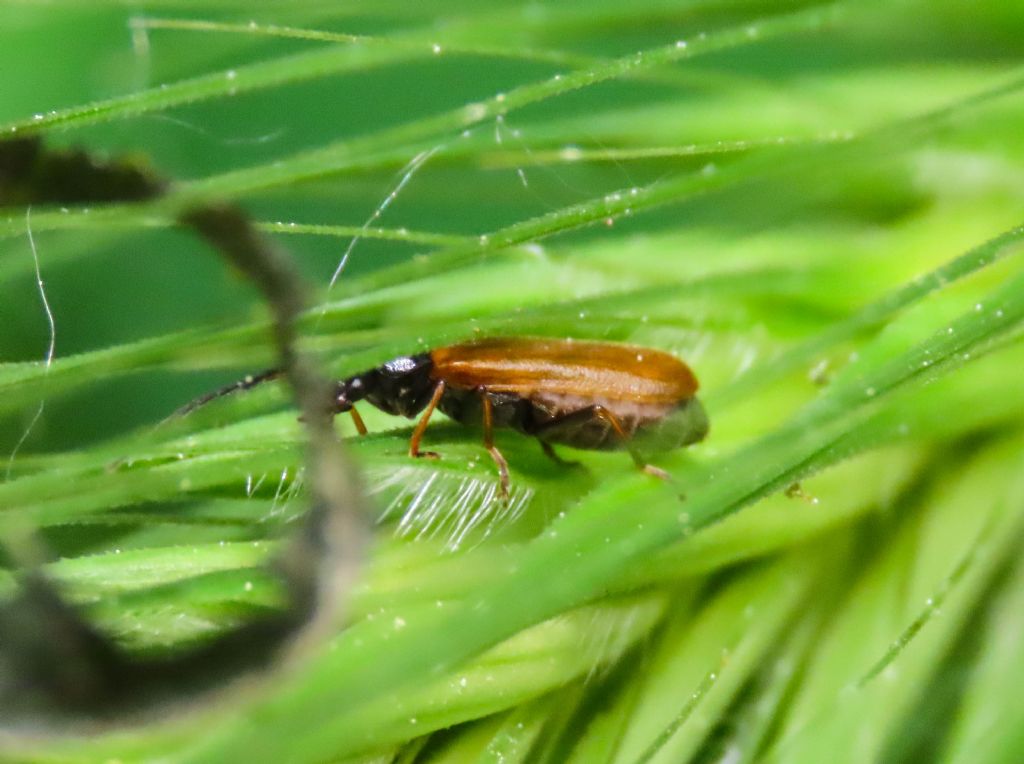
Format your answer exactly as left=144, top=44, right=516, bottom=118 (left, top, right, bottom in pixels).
left=1, top=2, right=1024, bottom=762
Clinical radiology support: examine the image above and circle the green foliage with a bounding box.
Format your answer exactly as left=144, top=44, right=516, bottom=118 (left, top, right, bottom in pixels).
left=1, top=1, right=1024, bottom=762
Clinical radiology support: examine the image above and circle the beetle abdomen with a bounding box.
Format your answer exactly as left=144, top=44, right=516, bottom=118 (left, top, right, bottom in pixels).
left=527, top=393, right=707, bottom=451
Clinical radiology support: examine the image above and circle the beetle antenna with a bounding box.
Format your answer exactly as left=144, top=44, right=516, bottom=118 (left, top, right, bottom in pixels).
left=171, top=367, right=282, bottom=419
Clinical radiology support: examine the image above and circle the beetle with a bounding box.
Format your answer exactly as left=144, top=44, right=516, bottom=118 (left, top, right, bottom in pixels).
left=185, top=337, right=709, bottom=496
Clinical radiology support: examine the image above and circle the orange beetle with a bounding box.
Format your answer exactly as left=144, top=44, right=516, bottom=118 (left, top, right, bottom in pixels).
left=187, top=337, right=708, bottom=495
left=331, top=337, right=708, bottom=494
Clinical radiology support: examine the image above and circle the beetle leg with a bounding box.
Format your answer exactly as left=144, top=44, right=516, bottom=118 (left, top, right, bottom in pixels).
left=539, top=440, right=583, bottom=469
left=408, top=380, right=445, bottom=459
left=585, top=405, right=662, bottom=476
left=348, top=406, right=368, bottom=436
left=533, top=405, right=669, bottom=481
left=479, top=390, right=510, bottom=498
left=640, top=463, right=671, bottom=480
left=590, top=405, right=670, bottom=480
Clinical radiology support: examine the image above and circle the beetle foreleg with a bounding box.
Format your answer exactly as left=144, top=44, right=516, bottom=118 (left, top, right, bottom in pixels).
left=408, top=380, right=445, bottom=459
left=348, top=406, right=368, bottom=436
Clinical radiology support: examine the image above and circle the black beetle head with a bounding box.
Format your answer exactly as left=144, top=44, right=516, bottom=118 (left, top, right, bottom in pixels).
left=335, top=354, right=435, bottom=418
left=333, top=374, right=370, bottom=413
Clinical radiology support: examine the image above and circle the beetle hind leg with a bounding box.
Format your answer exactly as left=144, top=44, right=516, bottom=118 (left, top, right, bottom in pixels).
left=592, top=406, right=671, bottom=481
left=641, top=463, right=670, bottom=480
left=533, top=404, right=670, bottom=480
